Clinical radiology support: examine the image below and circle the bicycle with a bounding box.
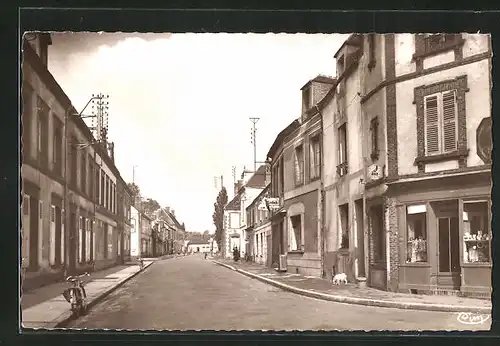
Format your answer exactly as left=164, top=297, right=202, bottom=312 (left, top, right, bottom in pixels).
left=62, top=272, right=90, bottom=317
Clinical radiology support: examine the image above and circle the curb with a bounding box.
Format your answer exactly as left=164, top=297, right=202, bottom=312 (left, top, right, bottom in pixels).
left=212, top=260, right=491, bottom=314
left=53, top=261, right=155, bottom=328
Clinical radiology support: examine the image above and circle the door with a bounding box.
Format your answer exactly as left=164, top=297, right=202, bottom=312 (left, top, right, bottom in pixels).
left=355, top=199, right=366, bottom=278
left=437, top=216, right=460, bottom=289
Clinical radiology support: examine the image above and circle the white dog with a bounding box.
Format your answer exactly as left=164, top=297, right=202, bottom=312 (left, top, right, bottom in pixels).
left=332, top=273, right=347, bottom=285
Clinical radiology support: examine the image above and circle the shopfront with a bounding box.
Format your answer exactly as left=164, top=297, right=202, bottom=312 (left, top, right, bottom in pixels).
left=392, top=171, right=491, bottom=298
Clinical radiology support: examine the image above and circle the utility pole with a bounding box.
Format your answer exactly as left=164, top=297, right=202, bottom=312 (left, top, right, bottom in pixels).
left=249, top=117, right=260, bottom=172
left=133, top=165, right=138, bottom=184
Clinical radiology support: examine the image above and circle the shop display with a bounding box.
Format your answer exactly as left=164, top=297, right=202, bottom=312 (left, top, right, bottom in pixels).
left=407, top=237, right=427, bottom=262
left=463, top=201, right=490, bottom=263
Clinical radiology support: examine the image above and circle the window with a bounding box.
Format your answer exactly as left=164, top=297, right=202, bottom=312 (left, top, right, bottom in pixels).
left=81, top=152, right=87, bottom=193
left=290, top=215, right=302, bottom=251
left=79, top=216, right=84, bottom=263
left=95, top=166, right=100, bottom=203
left=423, top=34, right=462, bottom=55
left=279, top=157, right=284, bottom=195
left=340, top=204, right=349, bottom=249
left=22, top=85, right=34, bottom=158
left=23, top=195, right=30, bottom=215
left=370, top=117, right=380, bottom=161
left=39, top=200, right=43, bottom=219
left=52, top=117, right=63, bottom=175
left=310, top=134, right=321, bottom=180
left=463, top=201, right=490, bottom=263
left=424, top=90, right=458, bottom=156
left=101, top=171, right=106, bottom=207
left=37, top=97, right=49, bottom=167
left=88, top=155, right=94, bottom=198
left=294, top=144, right=304, bottom=186
left=406, top=205, right=428, bottom=263
left=337, top=124, right=348, bottom=176
left=70, top=136, right=78, bottom=185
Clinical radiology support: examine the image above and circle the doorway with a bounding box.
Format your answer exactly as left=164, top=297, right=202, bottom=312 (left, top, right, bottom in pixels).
left=435, top=200, right=460, bottom=289
left=355, top=199, right=366, bottom=278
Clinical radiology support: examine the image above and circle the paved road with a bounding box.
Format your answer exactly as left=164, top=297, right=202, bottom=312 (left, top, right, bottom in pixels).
left=67, top=255, right=490, bottom=331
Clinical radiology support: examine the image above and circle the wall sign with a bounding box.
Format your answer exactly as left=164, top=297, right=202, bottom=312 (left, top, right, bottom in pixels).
left=368, top=164, right=382, bottom=180
left=476, top=117, right=492, bottom=164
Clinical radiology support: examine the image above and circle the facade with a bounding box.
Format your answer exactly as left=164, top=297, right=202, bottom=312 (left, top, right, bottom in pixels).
left=245, top=184, right=272, bottom=265
left=279, top=75, right=335, bottom=277
left=316, top=33, right=491, bottom=296
left=187, top=241, right=211, bottom=254
left=237, top=166, right=269, bottom=259
left=21, top=33, right=128, bottom=289
left=266, top=119, right=301, bottom=268
left=223, top=191, right=242, bottom=259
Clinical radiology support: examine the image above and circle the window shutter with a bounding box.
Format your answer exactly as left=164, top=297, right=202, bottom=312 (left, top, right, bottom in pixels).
left=51, top=205, right=55, bottom=222
left=424, top=95, right=440, bottom=154
left=442, top=90, right=458, bottom=152
left=294, top=148, right=301, bottom=183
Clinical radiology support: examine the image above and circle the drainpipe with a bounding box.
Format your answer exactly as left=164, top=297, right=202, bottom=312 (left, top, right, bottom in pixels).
left=316, top=105, right=326, bottom=278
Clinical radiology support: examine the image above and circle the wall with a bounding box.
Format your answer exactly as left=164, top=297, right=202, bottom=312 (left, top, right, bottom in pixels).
left=395, top=58, right=490, bottom=175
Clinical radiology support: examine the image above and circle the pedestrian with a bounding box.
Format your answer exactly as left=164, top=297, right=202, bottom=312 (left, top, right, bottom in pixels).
left=204, top=252, right=208, bottom=260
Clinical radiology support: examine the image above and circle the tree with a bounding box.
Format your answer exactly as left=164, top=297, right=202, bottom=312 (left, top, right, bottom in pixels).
left=212, top=187, right=228, bottom=251
left=127, top=183, right=141, bottom=201
left=142, top=198, right=161, bottom=215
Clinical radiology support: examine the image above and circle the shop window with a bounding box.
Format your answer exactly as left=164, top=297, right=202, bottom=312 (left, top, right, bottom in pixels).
left=290, top=215, right=302, bottom=251
left=406, top=205, right=428, bottom=263
left=339, top=204, right=349, bottom=249
left=463, top=201, right=490, bottom=263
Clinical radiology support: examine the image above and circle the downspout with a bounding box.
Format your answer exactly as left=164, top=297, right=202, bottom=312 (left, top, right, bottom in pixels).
left=316, top=105, right=326, bottom=278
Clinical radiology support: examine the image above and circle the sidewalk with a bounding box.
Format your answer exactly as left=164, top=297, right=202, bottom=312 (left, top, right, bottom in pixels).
left=21, top=258, right=161, bottom=329
left=213, top=259, right=491, bottom=314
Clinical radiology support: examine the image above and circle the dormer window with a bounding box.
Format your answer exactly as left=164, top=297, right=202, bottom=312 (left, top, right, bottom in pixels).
left=413, top=34, right=465, bottom=61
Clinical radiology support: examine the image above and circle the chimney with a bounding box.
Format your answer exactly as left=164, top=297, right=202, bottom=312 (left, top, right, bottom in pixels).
left=237, top=180, right=244, bottom=193
left=165, top=206, right=170, bottom=213
left=108, top=142, right=115, bottom=162
left=311, top=75, right=337, bottom=105
left=265, top=164, right=271, bottom=186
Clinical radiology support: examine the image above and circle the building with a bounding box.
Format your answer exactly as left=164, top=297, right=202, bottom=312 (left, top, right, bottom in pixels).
left=316, top=33, right=491, bottom=297
left=21, top=33, right=129, bottom=289
left=187, top=241, right=211, bottom=254
left=266, top=119, right=300, bottom=268
left=223, top=190, right=242, bottom=259
left=278, top=75, right=336, bottom=277
left=117, top=179, right=133, bottom=262
left=245, top=183, right=272, bottom=265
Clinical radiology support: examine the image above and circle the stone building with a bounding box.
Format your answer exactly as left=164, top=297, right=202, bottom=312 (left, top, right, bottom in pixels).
left=316, top=33, right=491, bottom=297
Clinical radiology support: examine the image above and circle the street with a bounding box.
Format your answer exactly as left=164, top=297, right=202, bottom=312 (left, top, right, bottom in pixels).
left=66, top=255, right=490, bottom=331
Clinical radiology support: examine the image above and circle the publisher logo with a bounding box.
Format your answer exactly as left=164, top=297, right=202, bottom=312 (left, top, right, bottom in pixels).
left=457, top=312, right=490, bottom=325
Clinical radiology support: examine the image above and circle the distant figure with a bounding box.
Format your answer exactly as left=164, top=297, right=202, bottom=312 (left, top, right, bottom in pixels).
left=204, top=252, right=208, bottom=260
left=233, top=246, right=240, bottom=262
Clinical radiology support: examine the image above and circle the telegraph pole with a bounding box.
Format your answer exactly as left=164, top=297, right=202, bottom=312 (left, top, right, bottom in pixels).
left=249, top=117, right=260, bottom=172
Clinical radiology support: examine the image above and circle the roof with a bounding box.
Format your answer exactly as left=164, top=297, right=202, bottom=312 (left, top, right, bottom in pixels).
left=266, top=119, right=301, bottom=160
left=225, top=193, right=241, bottom=211
left=300, top=75, right=337, bottom=90
left=244, top=165, right=268, bottom=189
left=334, top=33, right=363, bottom=58
left=167, top=211, right=183, bottom=229
left=247, top=183, right=270, bottom=209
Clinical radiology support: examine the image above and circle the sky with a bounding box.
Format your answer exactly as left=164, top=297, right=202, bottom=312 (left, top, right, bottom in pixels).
left=47, top=32, right=349, bottom=233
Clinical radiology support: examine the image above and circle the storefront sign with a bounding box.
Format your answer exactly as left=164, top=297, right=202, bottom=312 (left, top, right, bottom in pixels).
left=264, top=198, right=281, bottom=211
left=258, top=200, right=268, bottom=211
left=368, top=164, right=382, bottom=180
left=476, top=117, right=492, bottom=164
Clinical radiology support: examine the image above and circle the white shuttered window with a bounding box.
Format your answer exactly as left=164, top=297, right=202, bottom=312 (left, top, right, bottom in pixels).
left=424, top=90, right=458, bottom=156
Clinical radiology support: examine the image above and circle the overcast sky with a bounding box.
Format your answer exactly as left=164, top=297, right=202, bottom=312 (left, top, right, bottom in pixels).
left=48, top=32, right=348, bottom=233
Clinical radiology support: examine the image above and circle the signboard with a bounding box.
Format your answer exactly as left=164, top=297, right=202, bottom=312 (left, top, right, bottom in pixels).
left=368, top=164, right=382, bottom=181
left=258, top=200, right=268, bottom=211
left=264, top=198, right=281, bottom=211
left=476, top=117, right=491, bottom=164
